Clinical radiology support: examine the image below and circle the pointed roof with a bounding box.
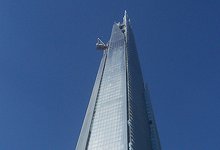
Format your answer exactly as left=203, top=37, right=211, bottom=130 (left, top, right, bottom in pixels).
left=123, top=10, right=130, bottom=25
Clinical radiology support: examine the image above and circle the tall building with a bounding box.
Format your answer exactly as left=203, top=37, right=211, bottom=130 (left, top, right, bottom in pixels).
left=76, top=11, right=161, bottom=150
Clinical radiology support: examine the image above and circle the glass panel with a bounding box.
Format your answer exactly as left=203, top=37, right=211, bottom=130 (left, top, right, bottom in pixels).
left=87, top=24, right=127, bottom=150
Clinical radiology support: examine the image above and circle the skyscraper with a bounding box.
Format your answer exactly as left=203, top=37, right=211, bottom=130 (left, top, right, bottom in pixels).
left=76, top=11, right=161, bottom=150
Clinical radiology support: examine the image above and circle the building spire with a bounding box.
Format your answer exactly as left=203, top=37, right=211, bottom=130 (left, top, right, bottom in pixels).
left=123, top=10, right=129, bottom=25
left=122, top=10, right=129, bottom=41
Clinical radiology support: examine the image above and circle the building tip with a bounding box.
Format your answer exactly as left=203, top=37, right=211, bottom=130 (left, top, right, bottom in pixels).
left=123, top=10, right=128, bottom=19
left=124, top=10, right=127, bottom=16
left=123, top=10, right=129, bottom=25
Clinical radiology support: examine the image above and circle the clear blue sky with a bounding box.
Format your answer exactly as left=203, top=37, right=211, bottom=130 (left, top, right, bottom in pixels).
left=0, top=0, right=219, bottom=149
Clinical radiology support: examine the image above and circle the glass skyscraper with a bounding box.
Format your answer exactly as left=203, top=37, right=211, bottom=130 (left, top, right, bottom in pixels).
left=76, top=11, right=161, bottom=150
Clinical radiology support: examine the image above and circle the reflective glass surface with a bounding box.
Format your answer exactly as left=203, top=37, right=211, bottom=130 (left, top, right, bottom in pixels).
left=76, top=16, right=161, bottom=150
left=87, top=24, right=127, bottom=150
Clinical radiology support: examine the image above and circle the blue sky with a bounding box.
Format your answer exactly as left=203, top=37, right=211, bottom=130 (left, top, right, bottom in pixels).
left=0, top=0, right=220, bottom=149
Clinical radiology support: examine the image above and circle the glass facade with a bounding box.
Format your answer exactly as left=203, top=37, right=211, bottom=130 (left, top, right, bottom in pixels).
left=87, top=24, right=127, bottom=150
left=76, top=12, right=161, bottom=150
